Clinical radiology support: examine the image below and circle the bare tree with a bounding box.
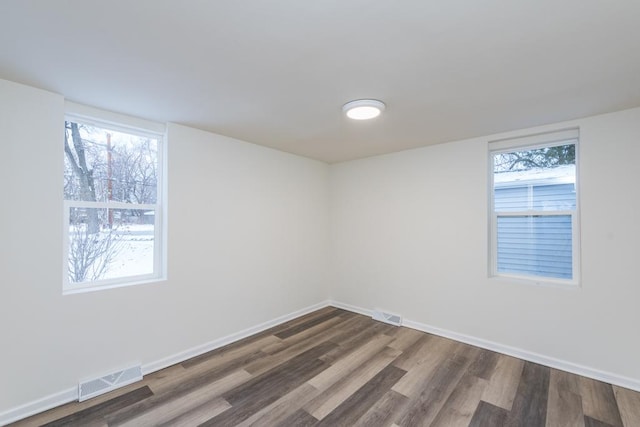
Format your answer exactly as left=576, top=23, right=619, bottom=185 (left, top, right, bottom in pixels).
left=110, top=139, right=157, bottom=210
left=494, top=144, right=575, bottom=172
left=64, top=121, right=158, bottom=283
left=68, top=223, right=123, bottom=283
left=65, top=122, right=120, bottom=282
left=64, top=122, right=100, bottom=233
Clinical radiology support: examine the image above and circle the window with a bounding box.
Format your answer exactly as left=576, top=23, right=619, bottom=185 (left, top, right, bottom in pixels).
left=489, top=129, right=579, bottom=285
left=63, top=110, right=165, bottom=293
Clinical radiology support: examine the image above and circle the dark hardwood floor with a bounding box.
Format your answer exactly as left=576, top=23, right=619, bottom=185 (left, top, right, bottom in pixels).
left=11, top=307, right=640, bottom=426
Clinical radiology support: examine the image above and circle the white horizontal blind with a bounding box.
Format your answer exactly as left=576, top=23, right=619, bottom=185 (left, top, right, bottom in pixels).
left=489, top=128, right=579, bottom=151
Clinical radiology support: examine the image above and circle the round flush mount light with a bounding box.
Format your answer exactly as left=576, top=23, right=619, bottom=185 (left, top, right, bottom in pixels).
left=342, top=99, right=386, bottom=120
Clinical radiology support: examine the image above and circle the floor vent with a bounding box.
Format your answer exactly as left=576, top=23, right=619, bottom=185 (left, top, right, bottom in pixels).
left=372, top=309, right=403, bottom=326
left=78, top=365, right=142, bottom=402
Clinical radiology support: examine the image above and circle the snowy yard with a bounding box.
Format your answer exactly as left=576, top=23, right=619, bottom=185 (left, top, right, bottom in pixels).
left=68, top=224, right=155, bottom=282
left=107, top=224, right=155, bottom=279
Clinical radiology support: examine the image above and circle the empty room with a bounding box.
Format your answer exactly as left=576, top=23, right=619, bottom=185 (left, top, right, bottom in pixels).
left=2, top=1, right=640, bottom=426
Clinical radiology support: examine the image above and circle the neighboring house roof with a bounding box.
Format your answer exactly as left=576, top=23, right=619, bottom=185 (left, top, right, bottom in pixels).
left=494, top=165, right=575, bottom=187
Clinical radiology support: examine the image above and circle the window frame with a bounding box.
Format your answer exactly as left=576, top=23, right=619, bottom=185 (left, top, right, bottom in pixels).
left=62, top=105, right=167, bottom=294
left=488, top=129, right=581, bottom=287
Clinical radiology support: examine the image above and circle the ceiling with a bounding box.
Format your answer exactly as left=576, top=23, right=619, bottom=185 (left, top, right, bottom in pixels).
left=1, top=1, right=640, bottom=163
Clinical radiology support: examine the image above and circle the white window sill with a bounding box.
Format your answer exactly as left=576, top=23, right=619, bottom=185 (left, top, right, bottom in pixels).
left=63, top=276, right=167, bottom=295
left=489, top=274, right=580, bottom=290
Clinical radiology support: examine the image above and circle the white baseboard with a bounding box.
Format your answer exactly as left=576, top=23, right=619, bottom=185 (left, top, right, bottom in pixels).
left=329, top=300, right=372, bottom=317
left=5, top=298, right=638, bottom=426
left=401, top=318, right=640, bottom=392
left=142, top=300, right=331, bottom=375
left=0, top=387, right=77, bottom=426
left=0, top=300, right=331, bottom=426
left=330, top=299, right=640, bottom=393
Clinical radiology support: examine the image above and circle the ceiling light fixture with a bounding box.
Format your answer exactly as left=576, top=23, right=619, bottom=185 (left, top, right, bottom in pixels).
left=342, top=99, right=386, bottom=120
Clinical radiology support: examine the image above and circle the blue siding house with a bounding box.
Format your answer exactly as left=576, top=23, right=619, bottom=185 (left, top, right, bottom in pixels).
left=494, top=166, right=576, bottom=280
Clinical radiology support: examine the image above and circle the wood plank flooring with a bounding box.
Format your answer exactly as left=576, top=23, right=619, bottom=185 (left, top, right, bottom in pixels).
left=11, top=307, right=640, bottom=426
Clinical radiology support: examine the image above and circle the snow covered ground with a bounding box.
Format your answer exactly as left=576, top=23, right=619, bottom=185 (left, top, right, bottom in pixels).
left=105, top=224, right=155, bottom=279
left=68, top=224, right=155, bottom=282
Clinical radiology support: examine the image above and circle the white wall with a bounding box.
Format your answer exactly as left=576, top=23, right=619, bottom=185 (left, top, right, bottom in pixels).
left=3, top=75, right=640, bottom=419
left=0, top=79, right=329, bottom=414
left=329, top=107, right=640, bottom=383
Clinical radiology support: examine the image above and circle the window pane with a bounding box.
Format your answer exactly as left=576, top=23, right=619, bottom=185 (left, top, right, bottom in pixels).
left=493, top=143, right=576, bottom=212
left=494, top=179, right=576, bottom=212
left=496, top=215, right=572, bottom=279
left=494, top=186, right=529, bottom=212
left=531, top=183, right=576, bottom=210
left=490, top=138, right=578, bottom=282
left=64, top=121, right=158, bottom=204
left=493, top=144, right=575, bottom=172
left=68, top=207, right=155, bottom=284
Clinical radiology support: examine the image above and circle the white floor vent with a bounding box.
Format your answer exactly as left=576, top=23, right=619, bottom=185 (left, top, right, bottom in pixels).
left=372, top=309, right=403, bottom=326
left=78, top=365, right=142, bottom=402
